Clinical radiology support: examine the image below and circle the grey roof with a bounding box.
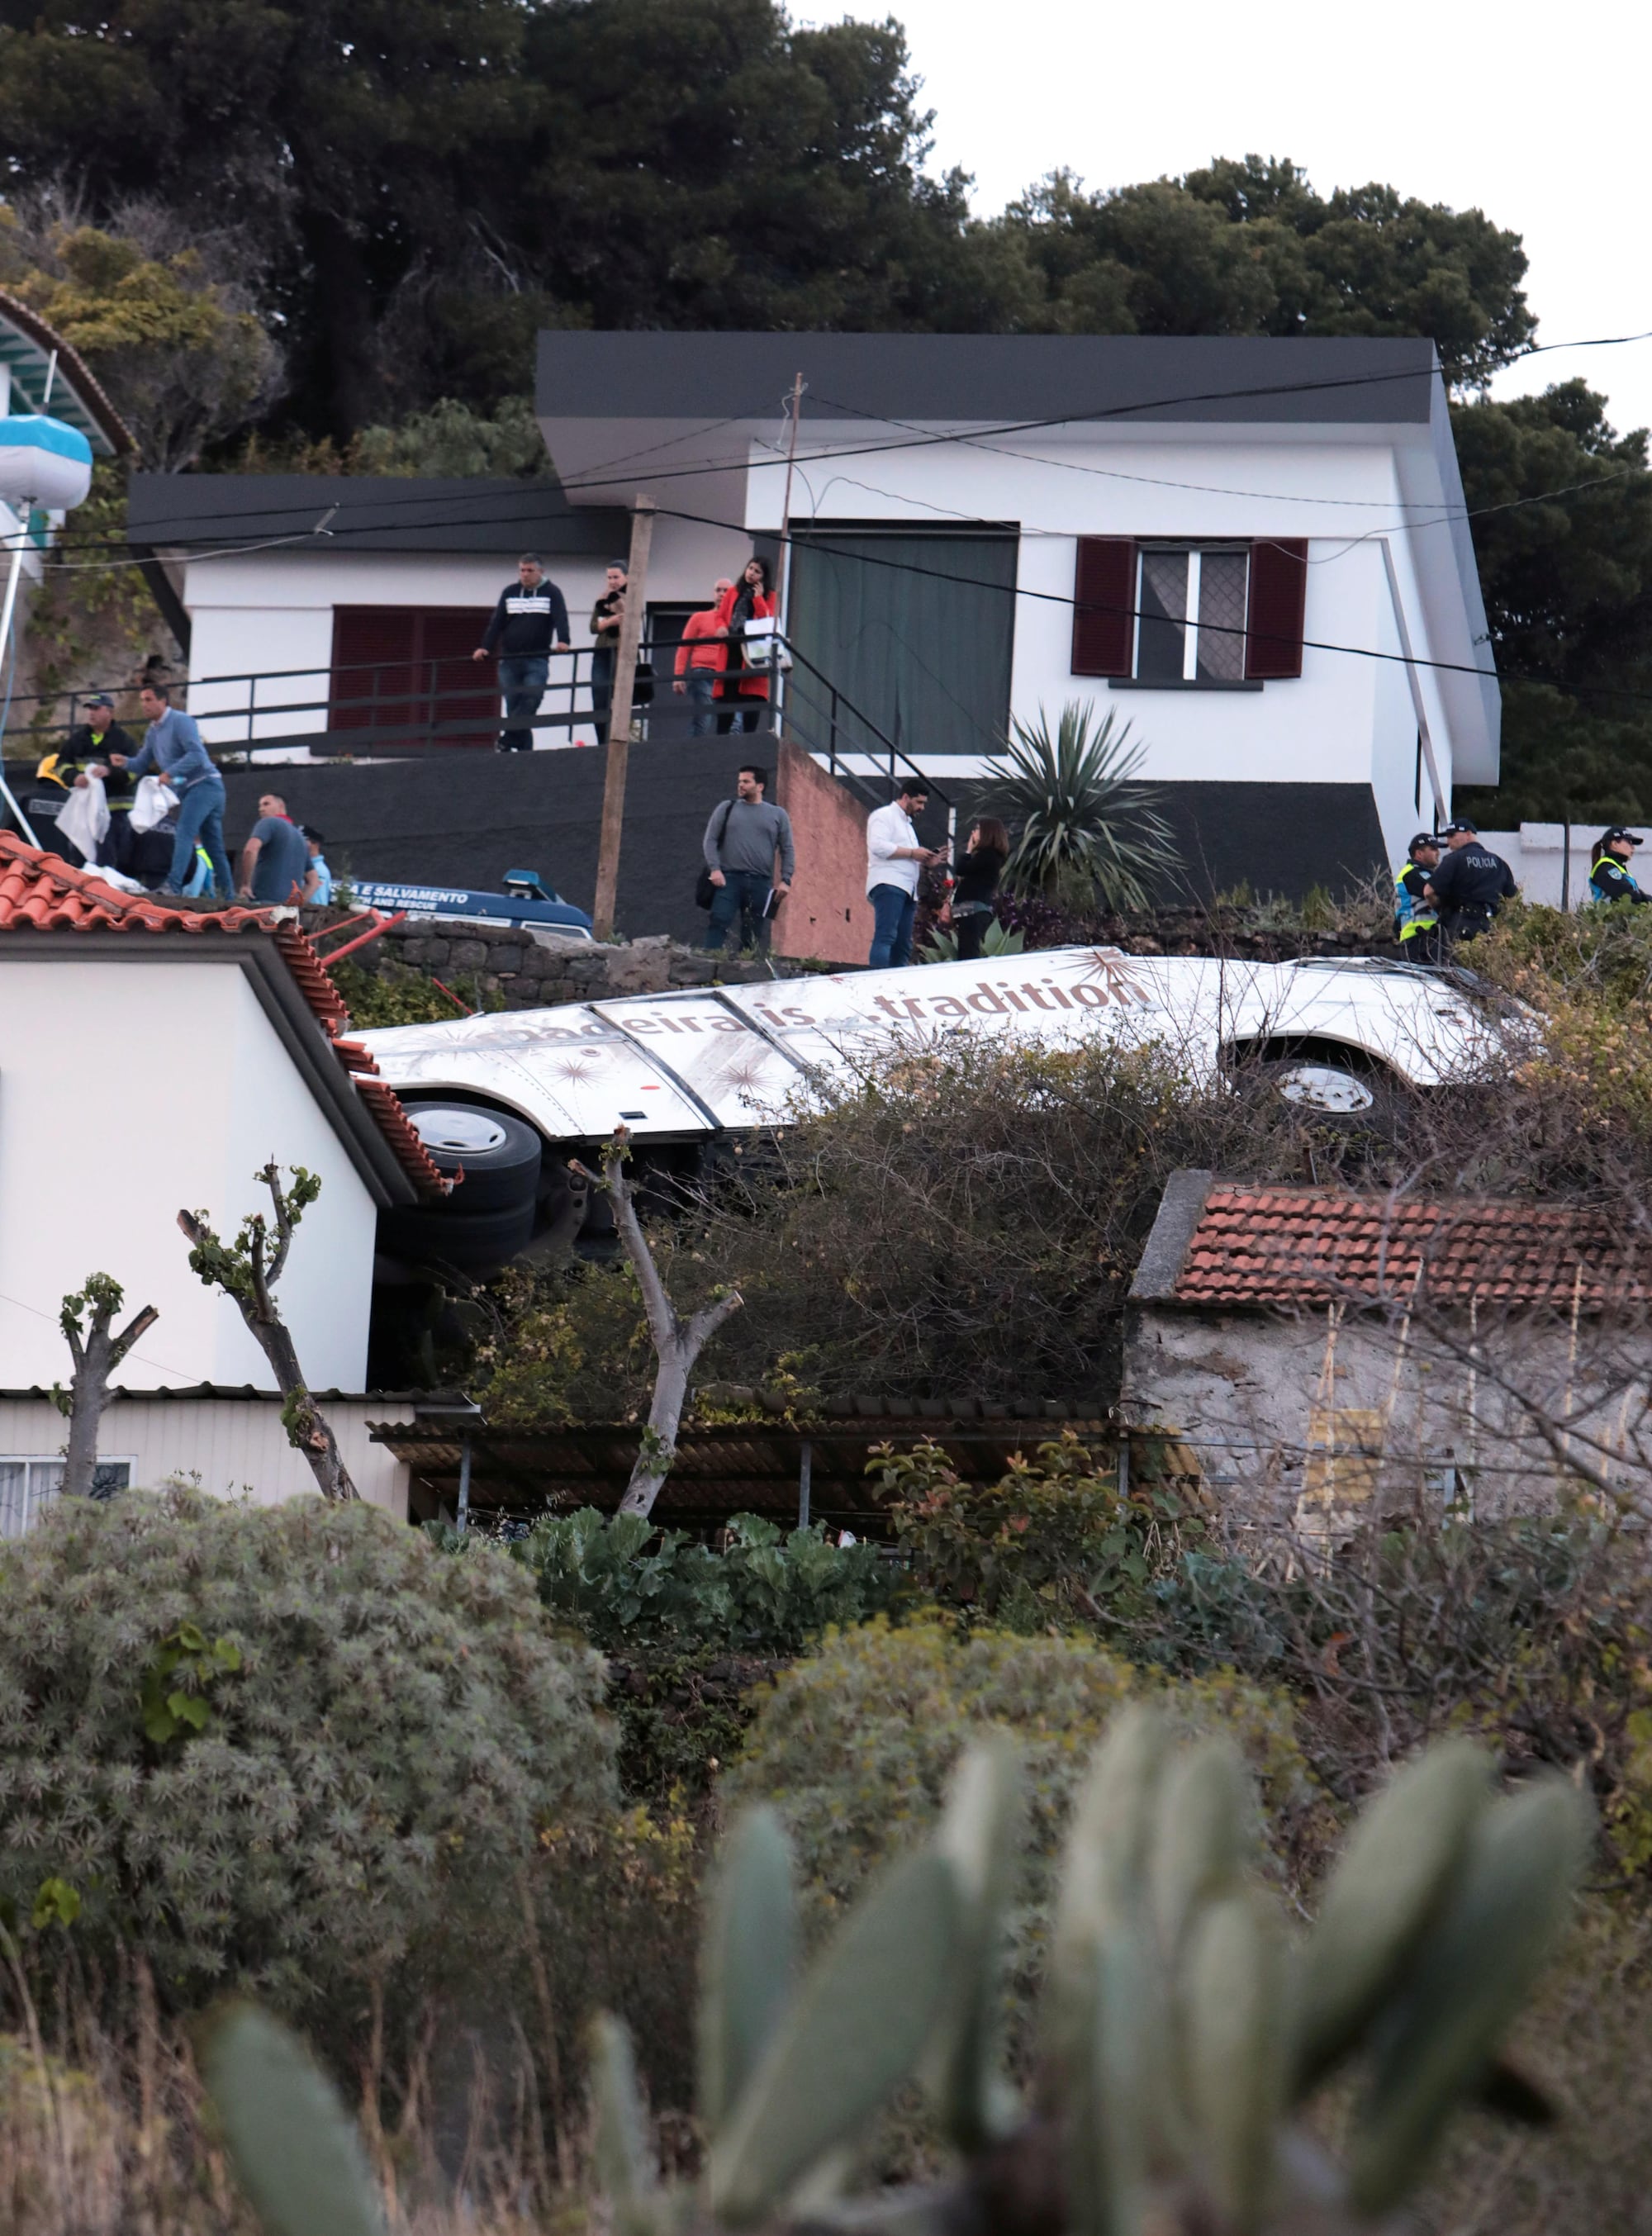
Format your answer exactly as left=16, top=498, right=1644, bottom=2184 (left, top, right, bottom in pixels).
left=126, top=473, right=628, bottom=553
left=536, top=333, right=1441, bottom=427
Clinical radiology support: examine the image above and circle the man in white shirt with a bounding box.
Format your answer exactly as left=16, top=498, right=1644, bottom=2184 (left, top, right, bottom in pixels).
left=865, top=779, right=943, bottom=969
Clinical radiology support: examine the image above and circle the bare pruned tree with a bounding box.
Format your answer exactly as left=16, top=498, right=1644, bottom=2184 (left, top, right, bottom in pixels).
left=54, top=1274, right=159, bottom=1499
left=178, top=1164, right=358, bottom=1503
left=577, top=1128, right=743, bottom=1518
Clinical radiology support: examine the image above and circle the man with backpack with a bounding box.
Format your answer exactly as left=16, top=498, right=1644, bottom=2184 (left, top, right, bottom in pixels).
left=700, top=764, right=795, bottom=953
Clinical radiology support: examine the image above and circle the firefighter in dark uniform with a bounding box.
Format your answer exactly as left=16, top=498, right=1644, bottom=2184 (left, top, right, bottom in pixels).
left=1393, top=831, right=1444, bottom=959
left=1588, top=826, right=1650, bottom=905
left=1424, top=819, right=1517, bottom=943
left=40, top=694, right=141, bottom=873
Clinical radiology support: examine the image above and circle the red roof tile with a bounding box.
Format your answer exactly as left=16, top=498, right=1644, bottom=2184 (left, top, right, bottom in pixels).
left=0, top=835, right=445, bottom=1200
left=1169, top=1184, right=1643, bottom=1311
left=0, top=831, right=273, bottom=936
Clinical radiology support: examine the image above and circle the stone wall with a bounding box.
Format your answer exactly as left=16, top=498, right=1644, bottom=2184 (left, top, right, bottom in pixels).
left=319, top=913, right=776, bottom=1012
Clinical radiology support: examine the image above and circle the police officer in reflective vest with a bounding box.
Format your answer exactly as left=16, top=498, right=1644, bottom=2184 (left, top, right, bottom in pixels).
left=1393, top=831, right=1443, bottom=958
left=1424, top=819, right=1517, bottom=942
left=1588, top=826, right=1650, bottom=905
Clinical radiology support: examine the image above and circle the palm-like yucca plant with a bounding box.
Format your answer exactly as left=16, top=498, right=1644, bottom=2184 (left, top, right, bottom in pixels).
left=975, top=700, right=1171, bottom=912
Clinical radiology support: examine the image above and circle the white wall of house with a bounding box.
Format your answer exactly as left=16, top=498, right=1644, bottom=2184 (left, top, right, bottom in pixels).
left=1477, top=825, right=1601, bottom=909
left=0, top=957, right=378, bottom=1390
left=715, top=424, right=1483, bottom=865
left=180, top=529, right=756, bottom=752
left=0, top=1393, right=409, bottom=1520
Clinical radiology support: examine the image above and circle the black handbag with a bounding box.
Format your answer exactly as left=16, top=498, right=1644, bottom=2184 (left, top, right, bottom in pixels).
left=695, top=800, right=733, bottom=909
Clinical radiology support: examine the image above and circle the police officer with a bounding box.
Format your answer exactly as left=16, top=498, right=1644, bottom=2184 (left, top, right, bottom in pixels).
left=1588, top=826, right=1650, bottom=905
left=1424, top=819, right=1517, bottom=943
left=1393, top=831, right=1443, bottom=958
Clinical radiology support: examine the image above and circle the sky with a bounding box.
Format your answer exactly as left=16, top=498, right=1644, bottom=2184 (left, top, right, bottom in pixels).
left=800, top=0, right=1652, bottom=439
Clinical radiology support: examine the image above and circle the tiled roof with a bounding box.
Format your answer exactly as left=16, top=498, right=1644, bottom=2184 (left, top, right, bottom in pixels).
left=0, top=833, right=273, bottom=936
left=1166, top=1184, right=1644, bottom=1310
left=0, top=836, right=445, bottom=1199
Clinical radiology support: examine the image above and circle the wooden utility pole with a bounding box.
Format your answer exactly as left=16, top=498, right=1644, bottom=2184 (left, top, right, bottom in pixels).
left=592, top=495, right=656, bottom=939
left=777, top=372, right=805, bottom=635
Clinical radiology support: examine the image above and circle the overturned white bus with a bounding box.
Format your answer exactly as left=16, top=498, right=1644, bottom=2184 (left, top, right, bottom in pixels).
left=358, top=946, right=1506, bottom=1275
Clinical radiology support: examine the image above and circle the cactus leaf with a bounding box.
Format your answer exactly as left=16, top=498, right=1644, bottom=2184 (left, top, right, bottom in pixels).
left=1148, top=1739, right=1251, bottom=1960
left=197, top=2001, right=384, bottom=2236
left=1184, top=1890, right=1289, bottom=2234
left=1046, top=1707, right=1166, bottom=2082
left=927, top=1735, right=1023, bottom=2151
left=699, top=1806, right=797, bottom=2135
left=709, top=1850, right=960, bottom=2225
left=591, top=2014, right=657, bottom=2218
left=1292, top=1737, right=1493, bottom=2096
left=1347, top=1778, right=1592, bottom=2215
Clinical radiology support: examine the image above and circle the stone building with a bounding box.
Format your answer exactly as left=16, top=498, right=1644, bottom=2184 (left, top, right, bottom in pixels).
left=1123, top=1172, right=1652, bottom=1533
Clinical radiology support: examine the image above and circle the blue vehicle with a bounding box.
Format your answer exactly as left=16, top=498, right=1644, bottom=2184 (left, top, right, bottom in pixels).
left=349, top=870, right=593, bottom=942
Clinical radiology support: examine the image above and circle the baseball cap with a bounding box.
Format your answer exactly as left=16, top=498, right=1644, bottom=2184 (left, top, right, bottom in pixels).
left=1408, top=832, right=1440, bottom=853
left=85, top=692, right=114, bottom=710
left=1604, top=825, right=1643, bottom=845
left=1441, top=819, right=1479, bottom=837
left=301, top=824, right=325, bottom=844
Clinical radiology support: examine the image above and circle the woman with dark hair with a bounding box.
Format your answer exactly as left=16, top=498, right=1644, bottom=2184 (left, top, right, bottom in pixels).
left=1589, top=825, right=1650, bottom=904
left=714, top=555, right=776, bottom=735
left=948, top=816, right=1010, bottom=960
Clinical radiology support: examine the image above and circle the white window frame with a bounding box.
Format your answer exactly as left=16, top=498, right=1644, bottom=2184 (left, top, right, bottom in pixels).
left=1132, top=542, right=1250, bottom=683
left=0, top=1455, right=135, bottom=1537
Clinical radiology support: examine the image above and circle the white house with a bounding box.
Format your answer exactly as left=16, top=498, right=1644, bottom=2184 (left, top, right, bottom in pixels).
left=126, top=472, right=752, bottom=754
left=0, top=836, right=448, bottom=1518
left=535, top=332, right=1498, bottom=884
left=121, top=334, right=1499, bottom=895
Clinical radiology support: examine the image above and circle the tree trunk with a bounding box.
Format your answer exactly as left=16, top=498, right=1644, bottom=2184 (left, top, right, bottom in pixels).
left=176, top=1197, right=358, bottom=1504
left=59, top=1288, right=158, bottom=1500
left=257, top=1313, right=360, bottom=1504
left=596, top=1132, right=743, bottom=1521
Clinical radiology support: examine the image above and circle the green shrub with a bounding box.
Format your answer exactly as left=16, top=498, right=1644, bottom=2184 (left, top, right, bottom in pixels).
left=725, top=1617, right=1325, bottom=1935
left=513, top=1509, right=896, bottom=1799
left=876, top=1432, right=1206, bottom=1633
left=0, top=1488, right=614, bottom=2016
left=516, top=1507, right=895, bottom=1654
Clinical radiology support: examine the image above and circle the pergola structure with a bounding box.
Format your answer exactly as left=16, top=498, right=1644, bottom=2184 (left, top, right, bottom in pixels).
left=372, top=1394, right=1113, bottom=1533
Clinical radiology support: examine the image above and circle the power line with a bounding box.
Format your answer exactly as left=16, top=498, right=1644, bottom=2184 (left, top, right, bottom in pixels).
left=64, top=323, right=1652, bottom=548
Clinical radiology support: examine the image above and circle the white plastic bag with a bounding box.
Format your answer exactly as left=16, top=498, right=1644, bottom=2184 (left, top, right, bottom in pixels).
left=740, top=615, right=791, bottom=672
left=55, top=776, right=109, bottom=864
left=130, top=775, right=179, bottom=833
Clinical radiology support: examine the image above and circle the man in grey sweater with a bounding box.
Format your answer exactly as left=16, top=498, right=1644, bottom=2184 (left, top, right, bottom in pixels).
left=703, top=764, right=795, bottom=953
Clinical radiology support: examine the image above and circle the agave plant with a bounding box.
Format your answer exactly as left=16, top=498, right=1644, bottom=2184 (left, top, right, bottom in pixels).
left=918, top=919, right=1027, bottom=964
left=974, top=700, right=1171, bottom=912
left=198, top=1719, right=1591, bottom=2236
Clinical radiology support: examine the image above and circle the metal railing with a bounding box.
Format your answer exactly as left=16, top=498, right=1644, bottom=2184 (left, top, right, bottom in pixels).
left=1, top=633, right=954, bottom=813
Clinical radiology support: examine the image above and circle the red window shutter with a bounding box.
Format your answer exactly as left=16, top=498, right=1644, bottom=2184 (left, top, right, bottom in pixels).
left=1244, top=539, right=1308, bottom=680
left=1071, top=537, right=1136, bottom=676
left=331, top=608, right=418, bottom=733
left=331, top=607, right=496, bottom=745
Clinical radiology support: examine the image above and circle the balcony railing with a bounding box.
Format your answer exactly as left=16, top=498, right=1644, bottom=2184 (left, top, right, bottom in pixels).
left=2, top=634, right=956, bottom=815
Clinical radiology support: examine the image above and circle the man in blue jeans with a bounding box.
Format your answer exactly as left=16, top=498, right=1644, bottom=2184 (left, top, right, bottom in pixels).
left=703, top=764, right=795, bottom=952
left=472, top=554, right=572, bottom=751
left=107, top=685, right=231, bottom=897
left=865, top=779, right=942, bottom=968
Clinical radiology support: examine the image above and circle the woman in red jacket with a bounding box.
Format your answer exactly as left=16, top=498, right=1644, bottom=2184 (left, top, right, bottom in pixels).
left=714, top=556, right=776, bottom=734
